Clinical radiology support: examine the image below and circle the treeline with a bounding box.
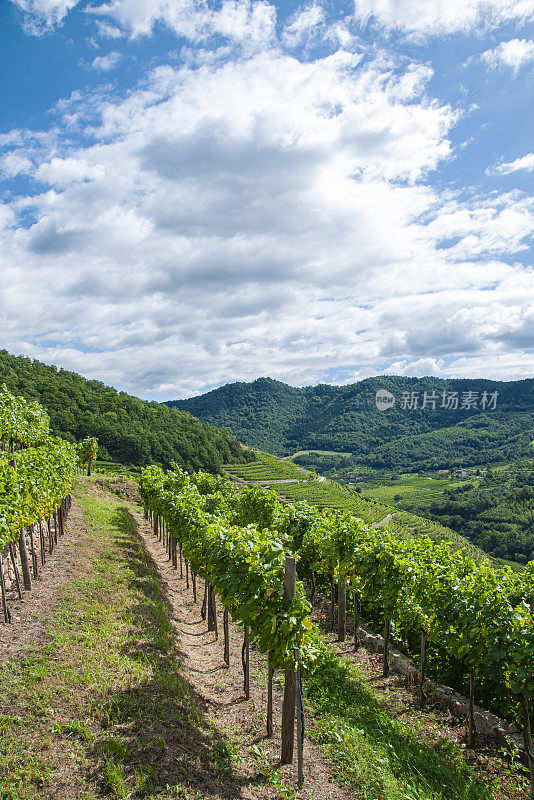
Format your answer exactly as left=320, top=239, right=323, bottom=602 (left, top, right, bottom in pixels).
left=170, top=376, right=534, bottom=471
left=0, top=351, right=251, bottom=473
left=402, top=461, right=534, bottom=564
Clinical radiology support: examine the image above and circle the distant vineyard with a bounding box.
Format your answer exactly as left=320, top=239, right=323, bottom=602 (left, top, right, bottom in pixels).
left=228, top=451, right=494, bottom=564
left=225, top=450, right=306, bottom=482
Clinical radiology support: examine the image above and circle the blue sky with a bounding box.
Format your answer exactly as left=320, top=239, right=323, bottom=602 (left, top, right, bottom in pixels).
left=0, top=0, right=533, bottom=399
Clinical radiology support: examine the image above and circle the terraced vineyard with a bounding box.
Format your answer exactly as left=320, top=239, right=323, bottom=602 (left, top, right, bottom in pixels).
left=224, top=450, right=306, bottom=481
left=226, top=451, right=499, bottom=566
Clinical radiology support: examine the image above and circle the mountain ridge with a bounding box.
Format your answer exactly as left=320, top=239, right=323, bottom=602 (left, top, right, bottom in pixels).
left=167, top=375, right=534, bottom=470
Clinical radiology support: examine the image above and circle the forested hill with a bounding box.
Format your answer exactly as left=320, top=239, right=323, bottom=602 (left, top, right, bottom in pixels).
left=168, top=376, right=534, bottom=471
left=0, top=350, right=248, bottom=472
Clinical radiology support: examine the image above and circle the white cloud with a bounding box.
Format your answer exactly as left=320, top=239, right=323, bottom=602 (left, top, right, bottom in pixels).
left=494, top=152, right=534, bottom=174
left=480, top=38, right=534, bottom=75
left=90, top=50, right=122, bottom=70
left=10, top=0, right=81, bottom=32
left=35, top=157, right=105, bottom=187
left=0, top=152, right=33, bottom=178
left=281, top=5, right=325, bottom=49
left=1, top=34, right=533, bottom=397
left=87, top=0, right=276, bottom=48
left=352, top=0, right=534, bottom=37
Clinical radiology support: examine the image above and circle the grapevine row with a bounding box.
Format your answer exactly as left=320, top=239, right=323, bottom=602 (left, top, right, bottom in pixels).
left=1, top=387, right=78, bottom=623
left=139, top=465, right=319, bottom=669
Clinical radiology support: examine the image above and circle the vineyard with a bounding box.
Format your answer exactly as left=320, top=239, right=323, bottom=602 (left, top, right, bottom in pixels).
left=225, top=450, right=307, bottom=482
left=0, top=386, right=78, bottom=622
left=139, top=464, right=534, bottom=795
left=228, top=453, right=494, bottom=564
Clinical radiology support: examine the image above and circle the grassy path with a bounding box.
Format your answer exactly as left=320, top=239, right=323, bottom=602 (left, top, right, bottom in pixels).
left=0, top=477, right=529, bottom=800
left=0, top=481, right=245, bottom=800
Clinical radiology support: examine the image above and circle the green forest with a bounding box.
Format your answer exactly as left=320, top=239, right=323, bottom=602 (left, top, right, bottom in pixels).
left=399, top=461, right=534, bottom=564
left=0, top=350, right=250, bottom=473
left=170, top=375, right=534, bottom=471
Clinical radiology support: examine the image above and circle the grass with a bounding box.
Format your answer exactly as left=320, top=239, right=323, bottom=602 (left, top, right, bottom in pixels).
left=0, top=482, right=242, bottom=800
left=305, top=652, right=527, bottom=800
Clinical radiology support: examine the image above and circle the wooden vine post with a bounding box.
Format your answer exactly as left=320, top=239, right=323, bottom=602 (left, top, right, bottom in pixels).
left=295, top=647, right=304, bottom=790
left=223, top=609, right=230, bottom=665
left=338, top=580, right=346, bottom=642
left=468, top=670, right=476, bottom=745
left=420, top=629, right=427, bottom=708
left=0, top=552, right=10, bottom=623
left=267, top=652, right=274, bottom=737
left=242, top=624, right=250, bottom=699
left=208, top=585, right=218, bottom=636
left=18, top=528, right=32, bottom=591
left=9, top=544, right=22, bottom=600
left=354, top=590, right=361, bottom=651
left=330, top=579, right=336, bottom=632
left=281, top=555, right=296, bottom=764
left=383, top=617, right=390, bottom=678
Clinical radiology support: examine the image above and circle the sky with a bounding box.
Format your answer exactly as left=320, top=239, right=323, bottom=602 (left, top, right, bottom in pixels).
left=0, top=0, right=533, bottom=400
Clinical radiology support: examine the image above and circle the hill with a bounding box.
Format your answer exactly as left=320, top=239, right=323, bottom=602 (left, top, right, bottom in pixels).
left=0, top=350, right=249, bottom=473
left=398, top=460, right=534, bottom=564
left=168, top=375, right=534, bottom=471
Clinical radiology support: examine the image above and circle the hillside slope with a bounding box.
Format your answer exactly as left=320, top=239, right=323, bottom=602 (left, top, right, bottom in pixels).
left=0, top=350, right=248, bottom=472
left=169, top=375, right=534, bottom=470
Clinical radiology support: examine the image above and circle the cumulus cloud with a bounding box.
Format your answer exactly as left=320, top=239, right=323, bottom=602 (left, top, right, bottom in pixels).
left=281, top=5, right=325, bottom=49
left=494, top=152, right=534, bottom=174
left=480, top=38, right=534, bottom=75
left=87, top=0, right=276, bottom=48
left=10, top=0, right=81, bottom=32
left=2, top=8, right=534, bottom=397
left=352, top=0, right=534, bottom=37
left=90, top=50, right=122, bottom=70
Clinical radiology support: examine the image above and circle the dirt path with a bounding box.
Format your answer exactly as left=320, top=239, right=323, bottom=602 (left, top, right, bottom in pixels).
left=131, top=506, right=353, bottom=800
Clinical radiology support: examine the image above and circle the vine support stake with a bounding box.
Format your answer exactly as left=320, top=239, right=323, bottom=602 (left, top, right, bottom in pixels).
left=9, top=543, right=23, bottom=599
left=242, top=624, right=250, bottom=700
left=295, top=647, right=304, bottom=790
left=267, top=652, right=274, bottom=737
left=28, top=524, right=38, bottom=580
left=330, top=579, right=336, bottom=632
left=420, top=628, right=427, bottom=709
left=0, top=552, right=11, bottom=623
left=383, top=617, right=390, bottom=678
left=223, top=609, right=230, bottom=665
left=201, top=580, right=207, bottom=620
left=18, top=529, right=32, bottom=591
left=354, top=590, right=361, bottom=651
left=338, top=580, right=346, bottom=642
left=208, top=585, right=217, bottom=634
left=520, top=693, right=534, bottom=800
left=39, top=521, right=46, bottom=565
left=281, top=555, right=296, bottom=764
left=192, top=572, right=197, bottom=604
left=468, top=670, right=476, bottom=746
